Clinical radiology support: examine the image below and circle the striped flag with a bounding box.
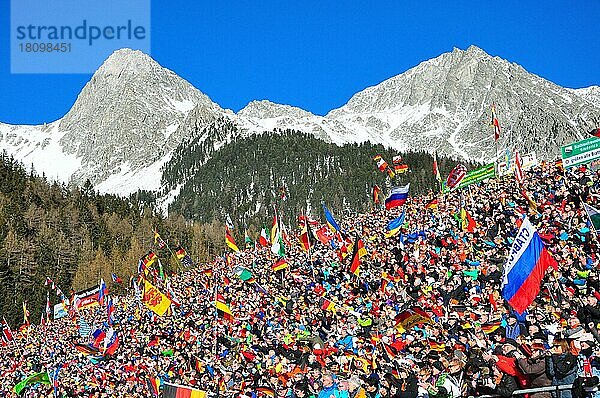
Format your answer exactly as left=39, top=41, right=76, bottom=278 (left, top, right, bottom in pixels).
left=491, top=105, right=501, bottom=141
left=225, top=229, right=240, bottom=252
left=502, top=216, right=557, bottom=314
left=272, top=258, right=289, bottom=272
left=320, top=298, right=335, bottom=311
left=349, top=237, right=366, bottom=276
left=215, top=294, right=234, bottom=322
left=584, top=203, right=600, bottom=232
left=514, top=151, right=524, bottom=185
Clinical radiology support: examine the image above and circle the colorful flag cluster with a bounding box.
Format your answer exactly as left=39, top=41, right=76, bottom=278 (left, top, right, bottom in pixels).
left=373, top=155, right=396, bottom=178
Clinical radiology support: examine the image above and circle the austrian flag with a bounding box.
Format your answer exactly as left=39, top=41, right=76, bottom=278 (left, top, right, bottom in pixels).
left=501, top=216, right=557, bottom=314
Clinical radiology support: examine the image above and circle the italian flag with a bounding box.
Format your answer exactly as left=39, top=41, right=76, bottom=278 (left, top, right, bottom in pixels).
left=584, top=203, right=600, bottom=231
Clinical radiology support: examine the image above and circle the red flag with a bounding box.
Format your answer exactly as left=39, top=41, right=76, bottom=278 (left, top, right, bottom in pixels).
left=372, top=185, right=382, bottom=204
left=491, top=105, right=501, bottom=141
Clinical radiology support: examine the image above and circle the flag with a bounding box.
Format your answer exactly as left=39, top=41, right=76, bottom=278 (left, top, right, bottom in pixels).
left=244, top=229, right=254, bottom=249
left=385, top=184, right=410, bottom=210
left=270, top=212, right=278, bottom=243
left=98, top=278, right=108, bottom=306
left=501, top=216, right=558, bottom=314
left=270, top=230, right=285, bottom=257
left=225, top=229, right=240, bottom=252
left=153, top=230, right=166, bottom=249
left=226, top=214, right=235, bottom=230
left=514, top=151, right=524, bottom=185
left=45, top=292, right=51, bottom=319
left=322, top=203, right=341, bottom=232
left=320, top=298, right=335, bottom=311
left=521, top=189, right=538, bottom=214
left=372, top=185, right=381, bottom=204
left=22, top=302, right=29, bottom=326
left=111, top=273, right=123, bottom=284
left=481, top=321, right=502, bottom=334
left=256, top=387, right=275, bottom=398
left=460, top=208, right=476, bottom=233
left=215, top=294, right=234, bottom=321
left=584, top=203, right=600, bottom=232
left=107, top=295, right=115, bottom=325
left=13, top=371, right=51, bottom=395
left=349, top=236, right=366, bottom=276
left=395, top=164, right=409, bottom=173
left=446, top=164, right=467, bottom=190
left=590, top=128, right=600, bottom=138
left=52, top=364, right=63, bottom=398
left=162, top=383, right=207, bottom=398
left=433, top=152, right=442, bottom=182
left=258, top=227, right=269, bottom=247
left=234, top=266, right=254, bottom=282
left=142, top=280, right=172, bottom=316
left=1, top=317, right=14, bottom=343
left=394, top=308, right=432, bottom=330
left=44, top=277, right=55, bottom=290
left=175, top=247, right=186, bottom=259
left=298, top=218, right=311, bottom=252
left=272, top=258, right=289, bottom=272
left=374, top=155, right=388, bottom=172
left=425, top=198, right=439, bottom=211
left=139, top=251, right=157, bottom=274
left=279, top=186, right=287, bottom=201
left=147, top=377, right=161, bottom=397
left=385, top=211, right=405, bottom=238
left=428, top=341, right=446, bottom=352
left=491, top=105, right=501, bottom=141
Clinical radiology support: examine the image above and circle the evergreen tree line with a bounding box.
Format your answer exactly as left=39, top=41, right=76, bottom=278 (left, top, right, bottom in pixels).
left=0, top=153, right=227, bottom=327
left=166, top=129, right=477, bottom=231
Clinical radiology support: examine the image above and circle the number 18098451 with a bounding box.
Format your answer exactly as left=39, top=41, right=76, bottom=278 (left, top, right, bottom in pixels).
left=19, top=42, right=72, bottom=52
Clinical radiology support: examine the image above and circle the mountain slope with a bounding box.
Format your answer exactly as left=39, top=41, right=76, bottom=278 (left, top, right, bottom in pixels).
left=165, top=129, right=468, bottom=226
left=0, top=46, right=598, bottom=206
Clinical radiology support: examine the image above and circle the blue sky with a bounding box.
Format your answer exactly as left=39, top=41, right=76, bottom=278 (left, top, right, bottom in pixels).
left=1, top=0, right=599, bottom=124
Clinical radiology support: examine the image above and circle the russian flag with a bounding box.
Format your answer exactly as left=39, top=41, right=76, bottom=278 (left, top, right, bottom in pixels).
left=385, top=184, right=410, bottom=210
left=502, top=216, right=557, bottom=314
left=98, top=279, right=108, bottom=306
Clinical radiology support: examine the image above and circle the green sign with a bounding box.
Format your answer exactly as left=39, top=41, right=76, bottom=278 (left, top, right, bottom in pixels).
left=561, top=137, right=600, bottom=168
left=442, top=163, right=496, bottom=192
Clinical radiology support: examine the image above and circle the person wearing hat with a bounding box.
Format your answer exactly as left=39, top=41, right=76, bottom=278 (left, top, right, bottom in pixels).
left=517, top=343, right=552, bottom=398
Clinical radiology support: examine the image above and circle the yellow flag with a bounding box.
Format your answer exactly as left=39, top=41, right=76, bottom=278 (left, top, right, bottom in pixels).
left=142, top=280, right=172, bottom=316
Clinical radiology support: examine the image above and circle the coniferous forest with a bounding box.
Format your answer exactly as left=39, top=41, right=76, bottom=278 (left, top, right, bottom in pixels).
left=0, top=131, right=473, bottom=326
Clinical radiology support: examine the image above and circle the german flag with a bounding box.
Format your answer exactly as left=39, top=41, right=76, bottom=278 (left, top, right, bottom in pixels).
left=272, top=258, right=289, bottom=272
left=215, top=294, right=234, bottom=322
left=201, top=269, right=213, bottom=278
left=162, top=383, right=206, bottom=398
left=349, top=236, right=366, bottom=276
left=425, top=198, right=439, bottom=210
left=320, top=298, right=335, bottom=311
left=225, top=229, right=240, bottom=252
left=481, top=321, right=502, bottom=334
left=428, top=341, right=446, bottom=352
left=298, top=220, right=311, bottom=252
left=175, top=247, right=186, bottom=259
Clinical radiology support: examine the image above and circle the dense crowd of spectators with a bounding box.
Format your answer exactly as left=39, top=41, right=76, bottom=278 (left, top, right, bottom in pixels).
left=1, top=160, right=600, bottom=398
